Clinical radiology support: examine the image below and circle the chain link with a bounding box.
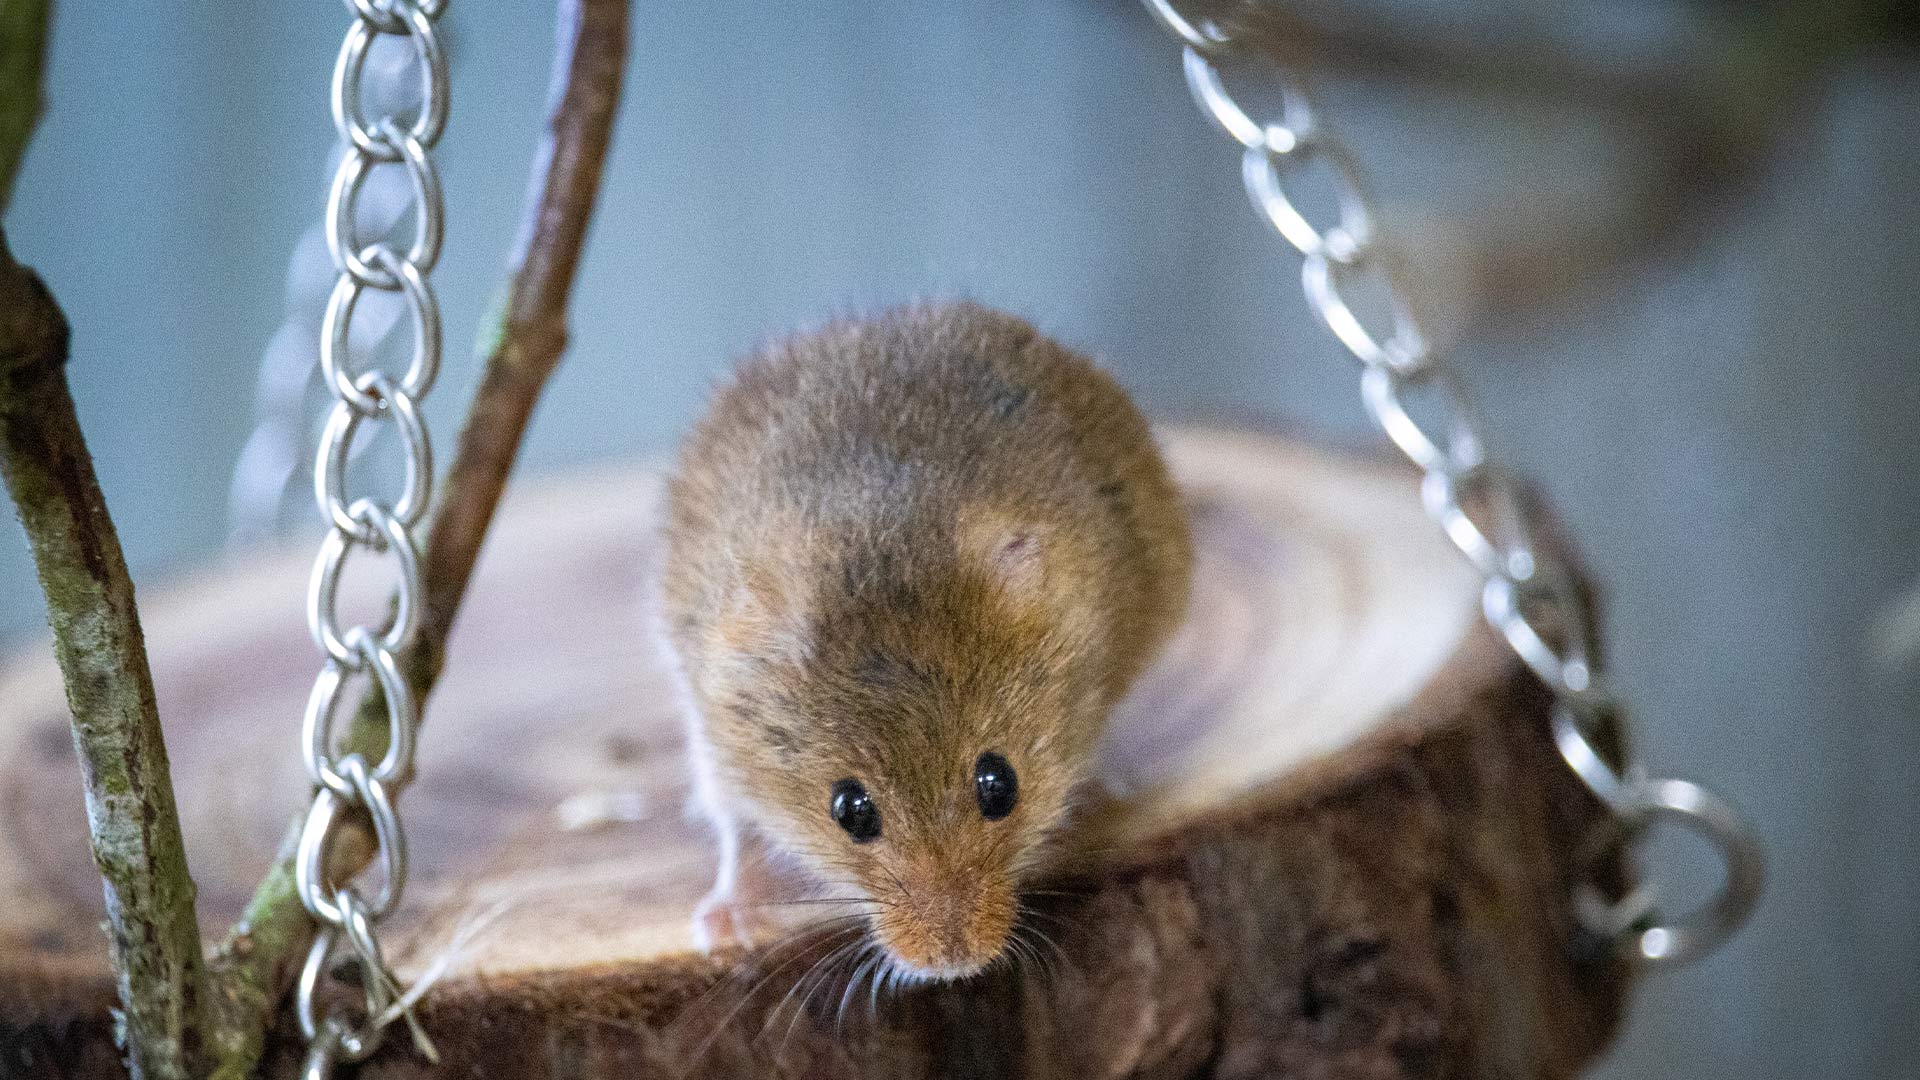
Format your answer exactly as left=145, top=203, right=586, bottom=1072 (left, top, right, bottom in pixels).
left=295, top=0, right=449, bottom=1072
left=1144, top=0, right=1763, bottom=969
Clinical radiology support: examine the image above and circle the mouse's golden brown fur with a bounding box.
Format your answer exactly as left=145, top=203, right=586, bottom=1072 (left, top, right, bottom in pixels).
left=660, top=301, right=1190, bottom=980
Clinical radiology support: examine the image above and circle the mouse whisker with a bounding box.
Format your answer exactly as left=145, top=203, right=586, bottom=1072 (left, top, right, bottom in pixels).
left=671, top=922, right=820, bottom=1023
left=887, top=955, right=914, bottom=1000
left=1013, top=897, right=1076, bottom=920
left=866, top=952, right=887, bottom=1024
left=1014, top=917, right=1073, bottom=984
left=1034, top=843, right=1122, bottom=867
left=1000, top=939, right=1032, bottom=985
left=1016, top=886, right=1089, bottom=900
left=1008, top=934, right=1048, bottom=984
left=760, top=922, right=867, bottom=1037
left=865, top=947, right=892, bottom=1023
left=673, top=963, right=803, bottom=1071
left=761, top=931, right=853, bottom=1037
left=673, top=919, right=865, bottom=1068
left=769, top=933, right=863, bottom=1054
left=766, top=910, right=877, bottom=936
left=733, top=896, right=880, bottom=910
left=1014, top=908, right=1078, bottom=942
left=798, top=881, right=902, bottom=909
left=1019, top=930, right=1060, bottom=985
left=836, top=941, right=885, bottom=1039
left=878, top=862, right=919, bottom=913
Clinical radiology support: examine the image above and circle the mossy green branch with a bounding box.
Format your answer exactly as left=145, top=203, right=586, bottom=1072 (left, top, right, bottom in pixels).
left=0, top=229, right=211, bottom=1079
left=203, top=823, right=319, bottom=1080
left=0, top=0, right=50, bottom=212
left=4, top=12, right=213, bottom=1077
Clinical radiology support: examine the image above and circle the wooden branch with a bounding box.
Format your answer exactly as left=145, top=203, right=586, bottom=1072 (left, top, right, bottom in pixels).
left=0, top=230, right=211, bottom=1078
left=0, top=0, right=50, bottom=211
left=203, top=2, right=629, bottom=1074
left=402, top=0, right=629, bottom=699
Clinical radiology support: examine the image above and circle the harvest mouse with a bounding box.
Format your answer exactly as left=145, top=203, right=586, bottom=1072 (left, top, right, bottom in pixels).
left=658, top=302, right=1191, bottom=982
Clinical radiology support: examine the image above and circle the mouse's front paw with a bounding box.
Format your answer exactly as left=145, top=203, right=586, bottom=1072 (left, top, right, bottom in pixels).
left=692, top=888, right=771, bottom=953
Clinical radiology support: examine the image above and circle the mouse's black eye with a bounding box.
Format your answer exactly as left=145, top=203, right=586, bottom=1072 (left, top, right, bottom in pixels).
left=974, top=752, right=1018, bottom=820
left=830, top=778, right=881, bottom=842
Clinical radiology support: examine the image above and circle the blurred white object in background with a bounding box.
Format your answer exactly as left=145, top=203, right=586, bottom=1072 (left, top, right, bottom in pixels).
left=227, top=34, right=437, bottom=547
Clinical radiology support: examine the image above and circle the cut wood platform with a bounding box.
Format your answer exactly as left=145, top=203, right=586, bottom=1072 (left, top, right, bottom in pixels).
left=0, top=428, right=1628, bottom=1078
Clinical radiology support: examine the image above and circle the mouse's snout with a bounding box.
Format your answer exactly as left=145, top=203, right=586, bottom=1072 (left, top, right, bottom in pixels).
left=871, top=860, right=1017, bottom=982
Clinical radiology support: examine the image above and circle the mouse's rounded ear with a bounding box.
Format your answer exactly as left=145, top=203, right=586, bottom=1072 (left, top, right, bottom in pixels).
left=712, top=560, right=816, bottom=665
left=954, top=511, right=1110, bottom=646
left=956, top=508, right=1053, bottom=596
left=986, top=528, right=1048, bottom=592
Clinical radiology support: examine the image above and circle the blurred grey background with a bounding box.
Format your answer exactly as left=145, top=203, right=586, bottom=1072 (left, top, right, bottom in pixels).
left=2, top=2, right=1915, bottom=1076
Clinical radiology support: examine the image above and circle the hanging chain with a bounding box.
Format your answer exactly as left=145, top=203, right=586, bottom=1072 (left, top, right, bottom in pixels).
left=1143, top=0, right=1763, bottom=968
left=227, top=29, right=434, bottom=548
left=294, top=0, right=449, bottom=1074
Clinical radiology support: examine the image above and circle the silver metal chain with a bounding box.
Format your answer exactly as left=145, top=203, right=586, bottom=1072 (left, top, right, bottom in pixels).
left=228, top=20, right=440, bottom=548
left=1144, top=0, right=1763, bottom=968
left=294, top=0, right=449, bottom=1074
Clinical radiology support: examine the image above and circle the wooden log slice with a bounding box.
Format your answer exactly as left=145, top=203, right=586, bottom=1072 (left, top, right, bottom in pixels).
left=0, top=428, right=1627, bottom=1078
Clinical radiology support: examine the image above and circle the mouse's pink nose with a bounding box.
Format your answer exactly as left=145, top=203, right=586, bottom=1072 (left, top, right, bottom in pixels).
left=872, top=870, right=1016, bottom=981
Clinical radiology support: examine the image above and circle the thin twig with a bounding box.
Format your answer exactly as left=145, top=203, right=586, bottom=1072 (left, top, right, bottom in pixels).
left=0, top=0, right=50, bottom=210
left=403, top=0, right=630, bottom=700
left=0, top=228, right=212, bottom=1077
left=203, top=1, right=629, bottom=1074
